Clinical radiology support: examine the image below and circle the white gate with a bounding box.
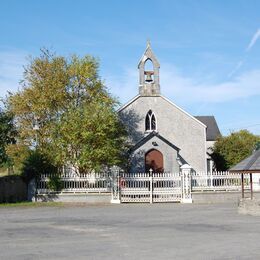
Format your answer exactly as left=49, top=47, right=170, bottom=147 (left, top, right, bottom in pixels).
left=119, top=171, right=182, bottom=203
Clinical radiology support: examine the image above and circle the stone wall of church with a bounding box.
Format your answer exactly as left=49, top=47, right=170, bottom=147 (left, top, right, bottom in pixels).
left=119, top=95, right=207, bottom=172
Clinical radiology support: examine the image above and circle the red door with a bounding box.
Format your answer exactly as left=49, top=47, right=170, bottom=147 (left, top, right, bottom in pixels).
left=145, top=149, right=164, bottom=173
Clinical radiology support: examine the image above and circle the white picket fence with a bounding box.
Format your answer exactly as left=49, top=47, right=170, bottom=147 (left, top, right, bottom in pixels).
left=36, top=170, right=249, bottom=196
left=191, top=171, right=249, bottom=192
left=37, top=172, right=111, bottom=193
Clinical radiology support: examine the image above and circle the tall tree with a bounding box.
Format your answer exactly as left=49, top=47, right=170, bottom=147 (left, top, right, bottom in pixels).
left=0, top=109, right=17, bottom=166
left=210, top=130, right=260, bottom=171
left=7, top=50, right=127, bottom=173
left=53, top=101, right=127, bottom=172
left=7, top=49, right=69, bottom=150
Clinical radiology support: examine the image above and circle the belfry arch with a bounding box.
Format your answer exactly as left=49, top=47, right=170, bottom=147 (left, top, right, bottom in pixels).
left=138, top=41, right=160, bottom=96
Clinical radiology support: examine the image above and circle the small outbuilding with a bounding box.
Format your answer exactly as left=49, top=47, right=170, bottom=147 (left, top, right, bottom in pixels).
left=230, top=146, right=260, bottom=199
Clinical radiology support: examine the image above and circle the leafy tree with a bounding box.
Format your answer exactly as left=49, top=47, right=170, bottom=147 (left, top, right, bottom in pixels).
left=210, top=130, right=260, bottom=171
left=0, top=110, right=17, bottom=166
left=5, top=143, right=30, bottom=174
left=21, top=150, right=57, bottom=184
left=7, top=49, right=127, bottom=173
left=53, top=101, right=127, bottom=172
left=7, top=49, right=69, bottom=151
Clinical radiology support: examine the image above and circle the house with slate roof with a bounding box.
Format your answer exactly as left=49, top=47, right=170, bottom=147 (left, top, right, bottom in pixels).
left=119, top=43, right=221, bottom=173
left=194, top=116, right=221, bottom=172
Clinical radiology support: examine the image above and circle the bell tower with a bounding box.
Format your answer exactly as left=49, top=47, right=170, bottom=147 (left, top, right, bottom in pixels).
left=138, top=41, right=160, bottom=96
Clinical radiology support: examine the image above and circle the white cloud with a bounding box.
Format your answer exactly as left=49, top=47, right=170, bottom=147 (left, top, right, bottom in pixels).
left=228, top=28, right=260, bottom=77
left=246, top=28, right=260, bottom=51
left=161, top=64, right=260, bottom=103
left=0, top=50, right=27, bottom=98
left=106, top=63, right=260, bottom=105
left=104, top=68, right=138, bottom=105
left=227, top=60, right=243, bottom=78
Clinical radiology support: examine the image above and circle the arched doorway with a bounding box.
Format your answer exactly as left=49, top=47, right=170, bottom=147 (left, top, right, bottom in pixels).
left=145, top=149, right=164, bottom=173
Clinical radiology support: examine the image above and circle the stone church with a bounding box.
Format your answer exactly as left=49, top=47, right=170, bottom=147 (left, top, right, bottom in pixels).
left=118, top=42, right=220, bottom=173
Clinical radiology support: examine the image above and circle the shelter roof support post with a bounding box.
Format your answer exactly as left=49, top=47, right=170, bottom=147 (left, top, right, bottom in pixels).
left=241, top=173, right=244, bottom=199
left=250, top=173, right=253, bottom=200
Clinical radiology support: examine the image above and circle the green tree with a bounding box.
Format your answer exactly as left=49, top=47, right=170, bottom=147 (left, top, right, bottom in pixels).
left=0, top=110, right=17, bottom=166
left=7, top=49, right=127, bottom=173
left=21, top=150, right=57, bottom=184
left=53, top=101, right=127, bottom=172
left=7, top=49, right=69, bottom=151
left=5, top=143, right=30, bottom=174
left=210, top=130, right=260, bottom=171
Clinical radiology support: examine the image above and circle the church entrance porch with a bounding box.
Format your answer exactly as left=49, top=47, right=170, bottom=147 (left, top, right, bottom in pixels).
left=129, top=132, right=180, bottom=173
left=145, top=149, right=164, bottom=173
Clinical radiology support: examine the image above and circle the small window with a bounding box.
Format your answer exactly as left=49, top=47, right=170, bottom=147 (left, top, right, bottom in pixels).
left=145, top=110, right=156, bottom=131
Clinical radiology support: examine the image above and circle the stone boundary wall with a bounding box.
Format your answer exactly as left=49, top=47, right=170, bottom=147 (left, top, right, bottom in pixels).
left=0, top=175, right=27, bottom=203
left=192, top=191, right=260, bottom=204
left=35, top=193, right=111, bottom=203
left=35, top=191, right=260, bottom=204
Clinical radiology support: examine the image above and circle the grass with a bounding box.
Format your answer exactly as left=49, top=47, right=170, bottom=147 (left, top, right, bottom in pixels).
left=0, top=201, right=64, bottom=208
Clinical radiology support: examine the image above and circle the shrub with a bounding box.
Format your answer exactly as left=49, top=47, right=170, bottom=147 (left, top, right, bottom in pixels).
left=47, top=174, right=63, bottom=192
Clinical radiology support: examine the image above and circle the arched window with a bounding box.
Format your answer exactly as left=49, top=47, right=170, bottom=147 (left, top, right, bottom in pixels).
left=145, top=110, right=157, bottom=131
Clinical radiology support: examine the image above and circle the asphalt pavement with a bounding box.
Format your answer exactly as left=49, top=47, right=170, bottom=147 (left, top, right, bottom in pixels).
left=0, top=202, right=260, bottom=260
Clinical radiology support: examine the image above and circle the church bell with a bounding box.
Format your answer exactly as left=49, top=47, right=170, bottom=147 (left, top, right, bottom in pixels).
left=145, top=71, right=154, bottom=82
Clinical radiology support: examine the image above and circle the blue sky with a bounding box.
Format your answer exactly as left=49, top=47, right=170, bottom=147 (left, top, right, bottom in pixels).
left=0, top=0, right=260, bottom=135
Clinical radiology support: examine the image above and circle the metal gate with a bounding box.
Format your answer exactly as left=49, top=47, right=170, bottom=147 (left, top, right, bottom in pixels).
left=118, top=172, right=182, bottom=203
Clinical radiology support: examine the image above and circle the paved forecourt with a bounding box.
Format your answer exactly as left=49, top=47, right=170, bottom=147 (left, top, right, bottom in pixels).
left=0, top=203, right=260, bottom=260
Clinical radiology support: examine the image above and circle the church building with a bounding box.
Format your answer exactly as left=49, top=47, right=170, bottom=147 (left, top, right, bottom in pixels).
left=118, top=42, right=221, bottom=173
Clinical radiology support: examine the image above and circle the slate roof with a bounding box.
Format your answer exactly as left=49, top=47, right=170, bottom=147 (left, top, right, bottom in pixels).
left=230, top=148, right=260, bottom=172
left=195, top=116, right=221, bottom=141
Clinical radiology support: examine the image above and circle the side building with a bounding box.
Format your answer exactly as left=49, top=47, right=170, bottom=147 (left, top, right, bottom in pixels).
left=195, top=116, right=221, bottom=173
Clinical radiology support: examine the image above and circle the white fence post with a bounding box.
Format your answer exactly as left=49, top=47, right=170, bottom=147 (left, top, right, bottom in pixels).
left=209, top=171, right=212, bottom=188
left=149, top=168, right=153, bottom=204
left=110, top=166, right=121, bottom=204
left=28, top=178, right=36, bottom=202
left=181, top=164, right=193, bottom=203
